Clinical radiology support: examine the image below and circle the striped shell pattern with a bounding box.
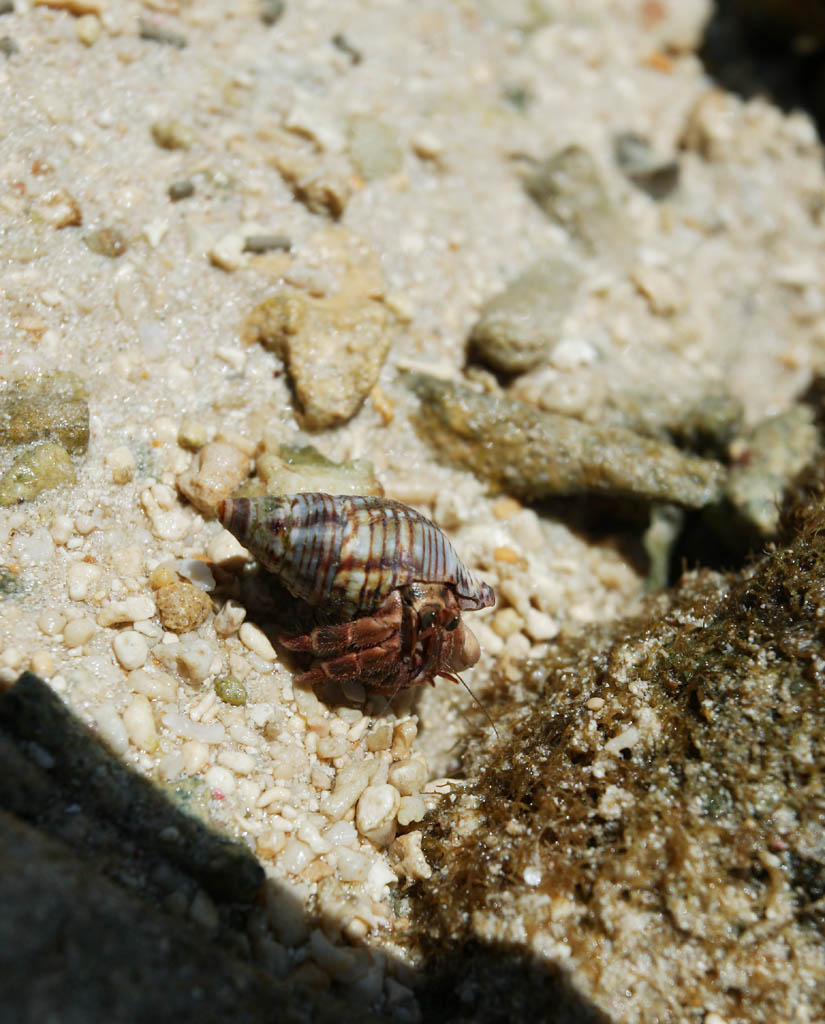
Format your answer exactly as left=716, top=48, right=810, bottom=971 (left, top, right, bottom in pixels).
left=218, top=493, right=495, bottom=617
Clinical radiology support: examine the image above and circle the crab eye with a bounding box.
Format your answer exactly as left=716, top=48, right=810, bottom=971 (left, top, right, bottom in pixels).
left=419, top=609, right=437, bottom=631
left=445, top=615, right=459, bottom=631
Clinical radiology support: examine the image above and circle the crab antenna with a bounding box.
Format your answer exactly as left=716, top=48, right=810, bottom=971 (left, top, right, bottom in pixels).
left=446, top=670, right=499, bottom=738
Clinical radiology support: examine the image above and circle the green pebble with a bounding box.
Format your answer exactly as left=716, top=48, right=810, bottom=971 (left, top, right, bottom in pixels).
left=214, top=676, right=247, bottom=706
left=0, top=442, right=75, bottom=506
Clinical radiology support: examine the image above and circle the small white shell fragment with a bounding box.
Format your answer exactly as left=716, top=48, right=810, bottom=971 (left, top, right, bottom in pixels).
left=397, top=794, right=425, bottom=826
left=38, top=609, right=67, bottom=636
left=411, top=130, right=444, bottom=160
left=51, top=514, right=74, bottom=545
left=238, top=622, right=277, bottom=661
left=175, top=558, right=215, bottom=592
left=209, top=233, right=247, bottom=272
left=297, top=821, right=333, bottom=855
left=331, top=846, right=371, bottom=883
left=317, top=735, right=348, bottom=760
left=1, top=647, right=23, bottom=670
left=97, top=595, right=156, bottom=627
left=206, top=529, right=249, bottom=563
left=523, top=866, right=542, bottom=887
left=387, top=831, right=432, bottom=881
left=126, top=667, right=177, bottom=700
left=123, top=694, right=159, bottom=752
left=217, top=750, right=256, bottom=775
left=213, top=598, right=246, bottom=637
left=524, top=607, right=559, bottom=643
left=355, top=784, right=400, bottom=847
left=63, top=617, right=96, bottom=648
left=30, top=650, right=56, bottom=678
left=112, top=630, right=149, bottom=670
left=91, top=701, right=129, bottom=755
left=105, top=445, right=136, bottom=484
left=140, top=485, right=191, bottom=541
left=181, top=740, right=210, bottom=773
left=204, top=764, right=236, bottom=795
left=67, top=561, right=102, bottom=601
left=153, top=638, right=214, bottom=682
left=163, top=712, right=225, bottom=744
left=320, top=760, right=375, bottom=821
left=364, top=858, right=397, bottom=899
left=279, top=837, right=313, bottom=876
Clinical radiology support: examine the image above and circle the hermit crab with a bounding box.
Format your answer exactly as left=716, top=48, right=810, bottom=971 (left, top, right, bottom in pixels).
left=217, top=493, right=495, bottom=695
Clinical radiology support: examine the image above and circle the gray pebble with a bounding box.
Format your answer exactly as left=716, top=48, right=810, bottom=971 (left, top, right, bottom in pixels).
left=243, top=233, right=291, bottom=254
left=524, top=145, right=629, bottom=259
left=614, top=132, right=679, bottom=200
left=260, top=0, right=285, bottom=26
left=139, top=17, right=187, bottom=49
left=168, top=179, right=196, bottom=201
left=0, top=35, right=19, bottom=56
left=470, top=257, right=582, bottom=374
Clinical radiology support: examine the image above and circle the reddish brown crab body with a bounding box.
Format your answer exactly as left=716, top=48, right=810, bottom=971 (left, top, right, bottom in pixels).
left=217, top=493, right=495, bottom=694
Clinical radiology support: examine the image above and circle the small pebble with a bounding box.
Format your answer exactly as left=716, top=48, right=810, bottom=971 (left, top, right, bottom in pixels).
left=397, top=794, right=425, bottom=825
left=0, top=34, right=19, bottom=56
left=205, top=764, right=236, bottom=796
left=214, top=598, right=246, bottom=637
left=181, top=739, right=209, bottom=773
left=355, top=784, right=400, bottom=847
left=387, top=758, right=428, bottom=796
left=105, top=445, right=136, bottom=484
left=75, top=13, right=101, bottom=45
left=139, top=18, right=187, bottom=49
left=113, top=630, right=149, bottom=670
left=129, top=668, right=177, bottom=702
left=214, top=675, right=247, bottom=706
left=63, top=617, right=96, bottom=648
left=177, top=417, right=208, bottom=450
left=523, top=866, right=542, bottom=887
left=123, top=694, right=158, bottom=752
left=239, top=622, right=277, bottom=661
left=217, top=749, right=256, bottom=775
left=85, top=227, right=128, bottom=258
left=30, top=650, right=55, bottom=678
left=155, top=581, right=212, bottom=633
left=365, top=722, right=393, bottom=752
left=96, top=595, right=156, bottom=627
left=168, top=179, right=195, bottom=202
left=151, top=119, right=193, bottom=151
left=38, top=609, right=67, bottom=636
left=243, top=233, right=291, bottom=254
left=260, top=0, right=285, bottom=25
left=586, top=697, right=606, bottom=711
left=67, top=561, right=102, bottom=601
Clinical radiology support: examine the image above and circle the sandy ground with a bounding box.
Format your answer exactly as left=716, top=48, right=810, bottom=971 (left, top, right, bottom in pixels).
left=2, top=0, right=825, bottom=1019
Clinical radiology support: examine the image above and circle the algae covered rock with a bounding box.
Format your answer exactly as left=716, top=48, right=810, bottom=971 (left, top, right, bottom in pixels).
left=407, top=373, right=725, bottom=507
left=0, top=442, right=76, bottom=506
left=410, top=464, right=825, bottom=1023
left=726, top=403, right=819, bottom=538
left=241, top=442, right=381, bottom=498
left=0, top=372, right=89, bottom=454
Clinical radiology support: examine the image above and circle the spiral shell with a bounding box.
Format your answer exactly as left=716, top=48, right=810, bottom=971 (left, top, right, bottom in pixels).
left=217, top=492, right=495, bottom=617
